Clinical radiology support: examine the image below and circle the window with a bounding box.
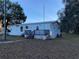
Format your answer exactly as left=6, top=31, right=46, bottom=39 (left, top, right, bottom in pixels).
left=36, top=26, right=39, bottom=30
left=20, top=26, right=23, bottom=32
left=35, top=30, right=49, bottom=35
left=26, top=26, right=28, bottom=29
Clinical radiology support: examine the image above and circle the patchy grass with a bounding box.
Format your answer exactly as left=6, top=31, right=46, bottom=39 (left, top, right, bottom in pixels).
left=0, top=35, right=25, bottom=41
left=61, top=33, right=79, bottom=43
left=0, top=33, right=79, bottom=59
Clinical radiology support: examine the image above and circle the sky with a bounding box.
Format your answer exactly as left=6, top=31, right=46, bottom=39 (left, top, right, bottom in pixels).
left=11, top=0, right=64, bottom=23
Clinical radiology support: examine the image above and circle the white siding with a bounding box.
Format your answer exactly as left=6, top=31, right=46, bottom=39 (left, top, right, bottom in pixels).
left=8, top=22, right=61, bottom=38
left=22, top=23, right=51, bottom=31
left=50, top=23, right=60, bottom=38
left=8, top=25, right=23, bottom=36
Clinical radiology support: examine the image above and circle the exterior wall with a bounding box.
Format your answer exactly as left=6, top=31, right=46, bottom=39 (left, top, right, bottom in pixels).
left=50, top=23, right=60, bottom=38
left=8, top=23, right=51, bottom=36
left=8, top=22, right=61, bottom=38
left=22, top=23, right=51, bottom=31
left=8, top=25, right=23, bottom=36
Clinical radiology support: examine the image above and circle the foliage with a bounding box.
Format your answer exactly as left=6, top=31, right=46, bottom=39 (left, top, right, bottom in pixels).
left=58, top=0, right=79, bottom=33
left=0, top=0, right=27, bottom=26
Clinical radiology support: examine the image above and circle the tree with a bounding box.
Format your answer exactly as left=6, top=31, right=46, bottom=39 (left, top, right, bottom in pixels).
left=57, top=9, right=66, bottom=32
left=10, top=2, right=27, bottom=24
left=0, top=0, right=27, bottom=32
left=58, top=0, right=79, bottom=33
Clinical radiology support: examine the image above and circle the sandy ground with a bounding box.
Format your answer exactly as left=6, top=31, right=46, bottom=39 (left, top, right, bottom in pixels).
left=0, top=33, right=78, bottom=59
left=0, top=38, right=79, bottom=59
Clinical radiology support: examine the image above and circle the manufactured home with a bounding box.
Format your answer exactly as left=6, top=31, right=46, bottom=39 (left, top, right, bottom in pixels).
left=8, top=21, right=61, bottom=39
